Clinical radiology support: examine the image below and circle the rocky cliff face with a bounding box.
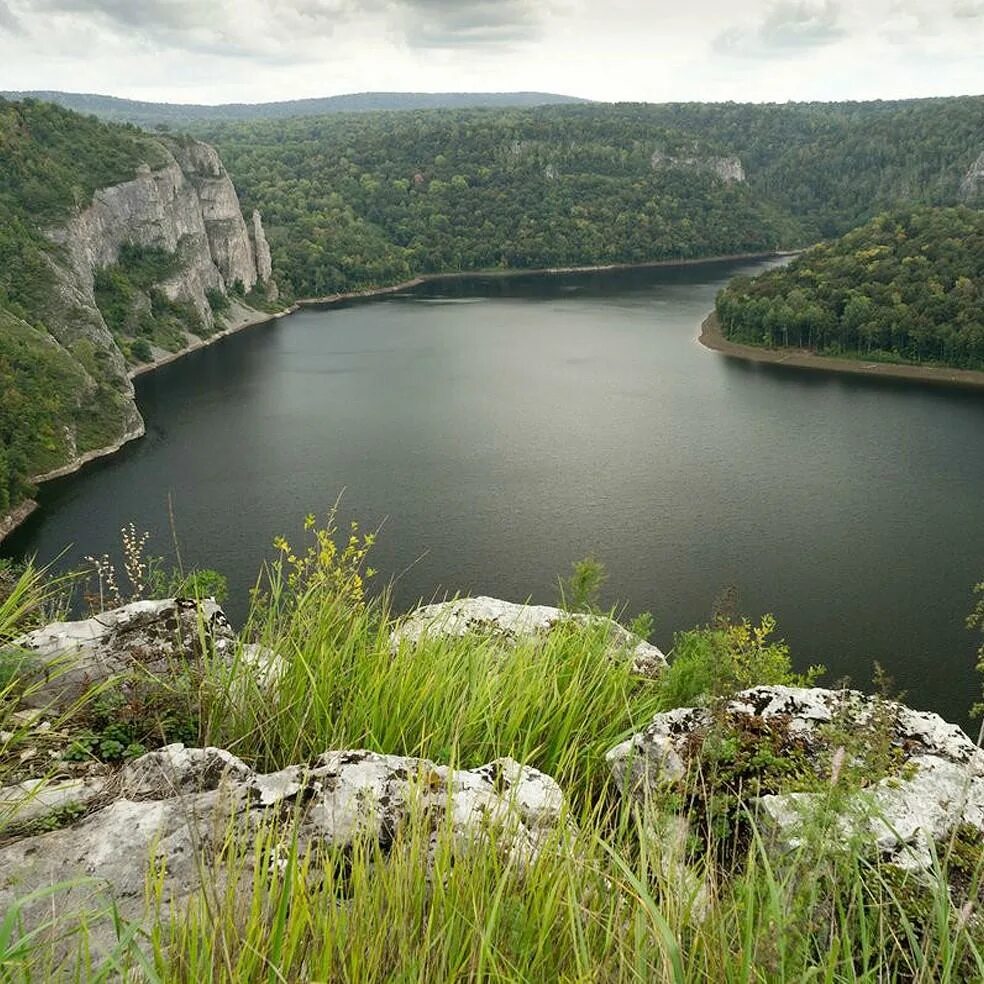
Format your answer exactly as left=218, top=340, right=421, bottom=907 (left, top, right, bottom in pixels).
left=250, top=208, right=275, bottom=286
left=48, top=136, right=270, bottom=334
left=960, top=151, right=984, bottom=200
left=651, top=150, right=746, bottom=184
left=15, top=137, right=276, bottom=507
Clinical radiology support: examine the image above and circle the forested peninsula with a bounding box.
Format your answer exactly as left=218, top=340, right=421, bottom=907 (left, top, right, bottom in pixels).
left=714, top=207, right=984, bottom=372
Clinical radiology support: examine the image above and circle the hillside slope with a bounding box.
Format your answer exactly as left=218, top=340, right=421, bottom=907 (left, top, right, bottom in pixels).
left=0, top=99, right=277, bottom=522
left=1, top=90, right=588, bottom=126
left=191, top=98, right=984, bottom=297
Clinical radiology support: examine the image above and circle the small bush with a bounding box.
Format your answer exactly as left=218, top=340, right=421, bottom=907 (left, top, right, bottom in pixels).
left=657, top=614, right=824, bottom=710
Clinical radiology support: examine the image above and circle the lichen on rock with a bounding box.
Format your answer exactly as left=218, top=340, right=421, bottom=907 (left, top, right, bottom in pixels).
left=607, top=685, right=984, bottom=881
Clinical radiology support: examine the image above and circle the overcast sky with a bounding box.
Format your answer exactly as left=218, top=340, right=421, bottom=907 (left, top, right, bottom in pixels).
left=1, top=0, right=981, bottom=105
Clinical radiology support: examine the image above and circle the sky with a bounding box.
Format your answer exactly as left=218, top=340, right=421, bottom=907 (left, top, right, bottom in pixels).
left=0, top=0, right=982, bottom=105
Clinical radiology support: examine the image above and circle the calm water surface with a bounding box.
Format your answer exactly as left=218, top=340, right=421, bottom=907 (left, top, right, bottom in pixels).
left=7, top=260, right=984, bottom=728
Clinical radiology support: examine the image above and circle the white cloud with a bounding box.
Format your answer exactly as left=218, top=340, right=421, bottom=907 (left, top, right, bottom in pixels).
left=715, top=1, right=846, bottom=58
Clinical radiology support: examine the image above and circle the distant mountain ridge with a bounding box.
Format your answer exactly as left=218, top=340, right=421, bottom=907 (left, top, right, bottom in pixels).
left=2, top=90, right=588, bottom=126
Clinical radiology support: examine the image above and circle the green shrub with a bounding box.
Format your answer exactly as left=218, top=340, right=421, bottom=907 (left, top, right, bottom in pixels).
left=657, top=614, right=824, bottom=710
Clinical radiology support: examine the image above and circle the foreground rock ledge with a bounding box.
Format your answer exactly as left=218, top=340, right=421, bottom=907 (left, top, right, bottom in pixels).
left=0, top=598, right=282, bottom=711
left=391, top=596, right=667, bottom=677
left=607, top=685, right=984, bottom=877
left=0, top=744, right=569, bottom=960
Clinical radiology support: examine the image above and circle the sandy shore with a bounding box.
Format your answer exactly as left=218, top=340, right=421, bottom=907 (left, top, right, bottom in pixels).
left=699, top=313, right=984, bottom=390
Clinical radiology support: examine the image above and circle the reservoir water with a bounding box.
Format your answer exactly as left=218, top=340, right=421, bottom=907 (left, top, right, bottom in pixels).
left=6, top=259, right=984, bottom=728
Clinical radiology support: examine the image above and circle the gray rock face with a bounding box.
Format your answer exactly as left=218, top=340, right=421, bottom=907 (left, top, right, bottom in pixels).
left=0, top=744, right=569, bottom=961
left=960, top=151, right=984, bottom=200
left=24, top=137, right=274, bottom=492
left=250, top=209, right=273, bottom=282
left=650, top=150, right=746, bottom=183
left=390, top=596, right=667, bottom=677
left=3, top=598, right=235, bottom=710
left=0, top=776, right=109, bottom=830
left=607, top=685, right=984, bottom=878
left=164, top=137, right=260, bottom=292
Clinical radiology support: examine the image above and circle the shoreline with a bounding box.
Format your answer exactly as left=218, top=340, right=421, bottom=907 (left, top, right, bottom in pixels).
left=699, top=313, right=984, bottom=390
left=0, top=251, right=789, bottom=546
left=0, top=301, right=300, bottom=546
left=299, top=251, right=797, bottom=305
left=127, top=300, right=301, bottom=380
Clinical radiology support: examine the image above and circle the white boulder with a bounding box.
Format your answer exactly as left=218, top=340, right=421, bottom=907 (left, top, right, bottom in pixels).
left=390, top=596, right=666, bottom=678
left=0, top=743, right=571, bottom=961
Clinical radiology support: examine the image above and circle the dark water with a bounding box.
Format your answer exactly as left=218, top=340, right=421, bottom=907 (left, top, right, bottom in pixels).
left=6, top=260, right=984, bottom=728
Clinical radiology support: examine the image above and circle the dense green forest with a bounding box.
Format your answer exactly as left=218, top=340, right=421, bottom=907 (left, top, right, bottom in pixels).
left=0, top=98, right=168, bottom=322
left=715, top=207, right=984, bottom=370
left=192, top=98, right=984, bottom=298
left=0, top=309, right=93, bottom=512
left=196, top=106, right=795, bottom=296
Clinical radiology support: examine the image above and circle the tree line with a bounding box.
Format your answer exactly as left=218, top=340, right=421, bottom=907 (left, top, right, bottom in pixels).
left=716, top=207, right=984, bottom=370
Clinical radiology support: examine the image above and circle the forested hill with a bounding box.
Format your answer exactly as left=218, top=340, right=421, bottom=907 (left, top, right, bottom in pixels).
left=187, top=97, right=984, bottom=298
left=715, top=207, right=984, bottom=370
left=2, top=91, right=587, bottom=126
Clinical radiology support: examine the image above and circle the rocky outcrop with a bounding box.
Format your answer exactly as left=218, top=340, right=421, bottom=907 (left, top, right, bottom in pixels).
left=0, top=744, right=569, bottom=960
left=250, top=209, right=273, bottom=282
left=2, top=598, right=236, bottom=710
left=960, top=151, right=984, bottom=200
left=48, top=136, right=270, bottom=336
left=0, top=137, right=277, bottom=541
left=651, top=150, right=746, bottom=184
left=608, top=685, right=984, bottom=880
left=164, top=137, right=261, bottom=292
left=390, top=596, right=667, bottom=677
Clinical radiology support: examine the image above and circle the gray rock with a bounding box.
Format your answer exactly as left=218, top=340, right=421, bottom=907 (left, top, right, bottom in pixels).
left=0, top=745, right=570, bottom=962
left=390, top=596, right=667, bottom=677
left=650, top=150, right=746, bottom=183
left=0, top=776, right=109, bottom=830
left=756, top=753, right=984, bottom=874
left=250, top=209, right=273, bottom=283
left=3, top=598, right=235, bottom=710
left=607, top=685, right=984, bottom=880
left=960, top=151, right=984, bottom=200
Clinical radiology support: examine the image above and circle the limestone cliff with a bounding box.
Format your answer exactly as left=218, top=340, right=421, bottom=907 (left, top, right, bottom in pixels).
left=650, top=150, right=746, bottom=184
left=1, top=135, right=276, bottom=535
left=49, top=136, right=271, bottom=334
left=960, top=150, right=984, bottom=200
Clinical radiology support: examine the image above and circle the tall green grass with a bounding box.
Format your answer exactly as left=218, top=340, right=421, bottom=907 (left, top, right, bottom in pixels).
left=1, top=546, right=983, bottom=982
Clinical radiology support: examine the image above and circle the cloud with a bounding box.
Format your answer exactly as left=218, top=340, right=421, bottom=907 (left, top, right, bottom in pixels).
left=397, top=0, right=544, bottom=47
left=16, top=0, right=377, bottom=62
left=952, top=0, right=984, bottom=16
left=0, top=0, right=23, bottom=34
left=10, top=0, right=543, bottom=59
left=714, top=1, right=846, bottom=58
